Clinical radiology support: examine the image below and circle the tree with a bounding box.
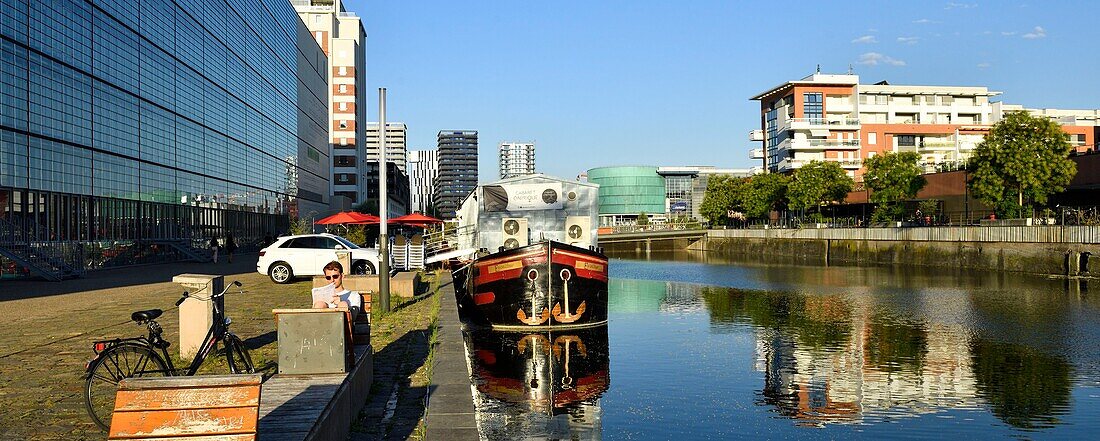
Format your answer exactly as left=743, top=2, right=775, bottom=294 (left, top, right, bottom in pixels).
left=968, top=111, right=1076, bottom=218
left=699, top=175, right=747, bottom=224
left=788, top=161, right=854, bottom=212
left=742, top=173, right=790, bottom=218
left=636, top=212, right=649, bottom=226
left=864, top=152, right=926, bottom=221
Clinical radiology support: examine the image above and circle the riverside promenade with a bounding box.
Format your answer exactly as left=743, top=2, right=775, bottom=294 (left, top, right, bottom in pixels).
left=423, top=272, right=479, bottom=440
left=0, top=256, right=449, bottom=441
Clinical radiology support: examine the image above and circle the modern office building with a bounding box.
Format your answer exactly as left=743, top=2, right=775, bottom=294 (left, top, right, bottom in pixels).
left=499, top=141, right=535, bottom=178
left=657, top=166, right=753, bottom=221
left=0, top=0, right=330, bottom=278
left=434, top=130, right=478, bottom=219
left=750, top=72, right=1099, bottom=179
left=407, top=149, right=438, bottom=215
left=586, top=166, right=666, bottom=226
left=293, top=0, right=367, bottom=204
left=366, top=122, right=408, bottom=171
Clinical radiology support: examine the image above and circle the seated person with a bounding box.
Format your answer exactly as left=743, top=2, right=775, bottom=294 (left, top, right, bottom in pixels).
left=313, top=261, right=362, bottom=321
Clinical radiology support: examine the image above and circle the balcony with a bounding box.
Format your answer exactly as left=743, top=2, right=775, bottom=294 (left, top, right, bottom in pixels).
left=787, top=117, right=860, bottom=131
left=749, top=148, right=764, bottom=159
left=788, top=139, right=862, bottom=150
left=748, top=129, right=764, bottom=142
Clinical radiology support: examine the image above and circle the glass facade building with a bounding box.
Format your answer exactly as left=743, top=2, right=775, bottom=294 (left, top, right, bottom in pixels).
left=586, top=166, right=665, bottom=225
left=0, top=0, right=330, bottom=274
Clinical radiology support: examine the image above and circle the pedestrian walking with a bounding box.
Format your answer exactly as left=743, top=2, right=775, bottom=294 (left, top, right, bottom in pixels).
left=225, top=233, right=238, bottom=263
left=209, top=236, right=220, bottom=263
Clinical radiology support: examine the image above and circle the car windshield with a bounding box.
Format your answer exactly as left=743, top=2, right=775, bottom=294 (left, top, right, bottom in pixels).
left=332, top=236, right=360, bottom=249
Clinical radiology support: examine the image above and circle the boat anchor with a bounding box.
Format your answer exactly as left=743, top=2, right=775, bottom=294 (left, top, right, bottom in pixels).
left=552, top=269, right=585, bottom=323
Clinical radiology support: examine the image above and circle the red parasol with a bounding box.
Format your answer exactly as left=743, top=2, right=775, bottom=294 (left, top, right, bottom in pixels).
left=315, top=211, right=381, bottom=225
left=388, top=212, right=444, bottom=227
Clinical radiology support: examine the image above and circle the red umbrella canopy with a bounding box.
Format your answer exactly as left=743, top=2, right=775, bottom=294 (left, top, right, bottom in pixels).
left=316, top=211, right=380, bottom=225
left=388, top=213, right=444, bottom=227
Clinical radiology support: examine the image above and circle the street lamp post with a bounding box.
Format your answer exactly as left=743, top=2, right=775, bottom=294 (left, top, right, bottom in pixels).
left=377, top=88, right=390, bottom=313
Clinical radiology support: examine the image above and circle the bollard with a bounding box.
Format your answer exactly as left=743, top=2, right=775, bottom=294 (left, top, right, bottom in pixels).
left=172, top=274, right=223, bottom=361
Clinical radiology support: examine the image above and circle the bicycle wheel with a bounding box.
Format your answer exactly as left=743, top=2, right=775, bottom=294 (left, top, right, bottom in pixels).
left=224, top=333, right=255, bottom=374
left=84, top=344, right=169, bottom=431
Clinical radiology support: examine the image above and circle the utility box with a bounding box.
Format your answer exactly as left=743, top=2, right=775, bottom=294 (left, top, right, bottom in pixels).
left=172, top=274, right=221, bottom=361
left=274, top=309, right=348, bottom=375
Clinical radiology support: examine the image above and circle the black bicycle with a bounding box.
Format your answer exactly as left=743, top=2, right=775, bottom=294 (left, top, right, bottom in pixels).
left=82, top=280, right=255, bottom=431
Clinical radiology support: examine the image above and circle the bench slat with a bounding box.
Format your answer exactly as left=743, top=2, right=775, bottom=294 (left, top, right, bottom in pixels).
left=118, top=375, right=261, bottom=390
left=109, top=407, right=258, bottom=438
left=115, top=385, right=260, bottom=411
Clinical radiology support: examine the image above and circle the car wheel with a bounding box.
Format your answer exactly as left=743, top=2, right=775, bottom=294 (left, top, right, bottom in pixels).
left=352, top=260, right=375, bottom=276
left=269, top=262, right=293, bottom=284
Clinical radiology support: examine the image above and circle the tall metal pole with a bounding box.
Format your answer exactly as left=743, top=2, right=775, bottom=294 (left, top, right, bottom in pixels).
left=378, top=88, right=390, bottom=313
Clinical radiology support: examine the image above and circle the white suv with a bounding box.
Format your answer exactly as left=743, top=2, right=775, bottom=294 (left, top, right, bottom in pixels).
left=258, top=233, right=381, bottom=284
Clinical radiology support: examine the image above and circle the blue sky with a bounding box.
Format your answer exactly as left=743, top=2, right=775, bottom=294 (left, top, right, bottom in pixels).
left=347, top=0, right=1100, bottom=181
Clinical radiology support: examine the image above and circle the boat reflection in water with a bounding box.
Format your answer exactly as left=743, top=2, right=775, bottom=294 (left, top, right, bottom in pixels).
left=465, top=325, right=609, bottom=440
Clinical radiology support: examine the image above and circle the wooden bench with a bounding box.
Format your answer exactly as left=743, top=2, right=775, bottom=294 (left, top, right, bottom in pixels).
left=108, top=374, right=263, bottom=440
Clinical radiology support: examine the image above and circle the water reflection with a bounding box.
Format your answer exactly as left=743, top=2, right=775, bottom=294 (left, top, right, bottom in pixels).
left=466, top=326, right=609, bottom=440
left=693, top=281, right=1078, bottom=430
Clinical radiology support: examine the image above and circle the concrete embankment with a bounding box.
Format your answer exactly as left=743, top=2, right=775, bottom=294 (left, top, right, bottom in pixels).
left=601, top=226, right=1100, bottom=276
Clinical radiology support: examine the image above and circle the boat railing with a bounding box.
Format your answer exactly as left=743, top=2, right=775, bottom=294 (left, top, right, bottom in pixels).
left=423, top=224, right=477, bottom=257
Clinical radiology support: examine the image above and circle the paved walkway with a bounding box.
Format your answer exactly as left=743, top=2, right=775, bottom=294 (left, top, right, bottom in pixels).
left=423, top=273, right=479, bottom=440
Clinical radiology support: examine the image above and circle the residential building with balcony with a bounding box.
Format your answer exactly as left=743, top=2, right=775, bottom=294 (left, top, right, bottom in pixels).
left=366, top=122, right=408, bottom=171
left=499, top=141, right=536, bottom=178
left=750, top=73, right=1099, bottom=180
left=294, top=0, right=367, bottom=203
left=434, top=130, right=478, bottom=219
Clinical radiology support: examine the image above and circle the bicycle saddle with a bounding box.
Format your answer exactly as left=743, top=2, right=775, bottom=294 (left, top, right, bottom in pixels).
left=131, top=309, right=163, bottom=323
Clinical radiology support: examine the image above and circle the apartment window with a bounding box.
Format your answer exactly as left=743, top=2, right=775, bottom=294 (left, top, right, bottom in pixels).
left=339, top=84, right=347, bottom=93
left=338, top=102, right=347, bottom=111
left=875, top=95, right=888, bottom=105
left=868, top=133, right=877, bottom=145
left=898, top=135, right=916, bottom=147
left=942, top=96, right=955, bottom=105
left=338, top=66, right=347, bottom=75
left=339, top=121, right=347, bottom=129
left=924, top=96, right=936, bottom=104
left=803, top=93, right=823, bottom=122
left=314, top=31, right=322, bottom=43
left=313, top=15, right=320, bottom=25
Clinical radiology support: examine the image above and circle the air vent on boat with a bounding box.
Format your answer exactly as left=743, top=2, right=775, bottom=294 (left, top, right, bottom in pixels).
left=502, top=218, right=528, bottom=249
left=565, top=216, right=591, bottom=247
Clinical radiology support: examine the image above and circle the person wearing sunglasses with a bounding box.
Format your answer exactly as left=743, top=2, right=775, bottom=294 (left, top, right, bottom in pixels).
left=313, top=261, right=361, bottom=320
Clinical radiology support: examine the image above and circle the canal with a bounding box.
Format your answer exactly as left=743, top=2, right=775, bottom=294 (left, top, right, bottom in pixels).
left=460, top=251, right=1100, bottom=439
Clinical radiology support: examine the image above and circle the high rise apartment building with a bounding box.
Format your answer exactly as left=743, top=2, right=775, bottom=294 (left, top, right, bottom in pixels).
left=366, top=122, right=408, bottom=170
left=750, top=73, right=1099, bottom=179
left=498, top=141, right=535, bottom=178
left=294, top=0, right=368, bottom=203
left=435, top=130, right=478, bottom=219
left=0, top=0, right=330, bottom=275
left=407, top=149, right=439, bottom=215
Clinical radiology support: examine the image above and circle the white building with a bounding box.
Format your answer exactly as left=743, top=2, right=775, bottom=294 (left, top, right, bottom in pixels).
left=407, top=149, right=439, bottom=215
left=499, top=141, right=536, bottom=178
left=750, top=72, right=1099, bottom=180
left=366, top=122, right=408, bottom=171
left=293, top=0, right=368, bottom=204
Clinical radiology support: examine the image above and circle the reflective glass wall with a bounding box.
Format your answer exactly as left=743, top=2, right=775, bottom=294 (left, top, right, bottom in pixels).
left=0, top=0, right=330, bottom=271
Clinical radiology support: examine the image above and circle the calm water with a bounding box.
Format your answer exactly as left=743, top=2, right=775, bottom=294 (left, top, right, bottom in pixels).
left=463, top=252, right=1100, bottom=440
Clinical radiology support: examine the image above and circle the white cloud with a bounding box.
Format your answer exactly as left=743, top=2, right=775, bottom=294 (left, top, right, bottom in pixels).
left=1022, top=26, right=1046, bottom=39
left=1001, top=31, right=1017, bottom=36
left=982, top=30, right=993, bottom=35
left=977, top=62, right=991, bottom=68
left=857, top=52, right=906, bottom=67
left=851, top=35, right=878, bottom=44
left=897, top=36, right=920, bottom=44
left=945, top=2, right=978, bottom=9
left=913, top=18, right=936, bottom=24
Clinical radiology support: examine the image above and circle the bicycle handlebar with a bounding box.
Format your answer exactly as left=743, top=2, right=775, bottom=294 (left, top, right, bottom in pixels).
left=178, top=281, right=243, bottom=304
